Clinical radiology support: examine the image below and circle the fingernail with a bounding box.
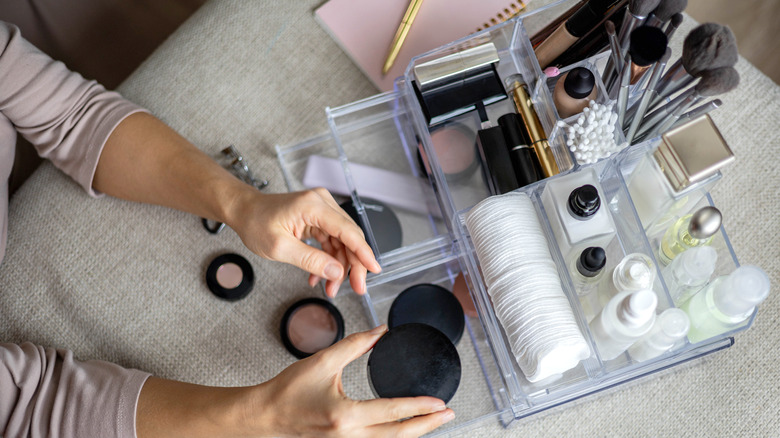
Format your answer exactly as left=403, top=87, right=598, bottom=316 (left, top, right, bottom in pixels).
left=309, top=276, right=320, bottom=287
left=370, top=324, right=388, bottom=335
left=324, top=262, right=342, bottom=280
left=432, top=403, right=446, bottom=412
left=442, top=410, right=455, bottom=422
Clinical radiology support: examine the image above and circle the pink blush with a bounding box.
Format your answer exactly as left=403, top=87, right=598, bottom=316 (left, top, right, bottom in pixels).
left=216, top=262, right=243, bottom=289
left=287, top=304, right=339, bottom=354
left=430, top=127, right=476, bottom=175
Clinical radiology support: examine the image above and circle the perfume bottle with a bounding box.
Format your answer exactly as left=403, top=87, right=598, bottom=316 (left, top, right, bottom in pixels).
left=662, top=246, right=718, bottom=305
left=627, top=308, right=690, bottom=362
left=541, top=167, right=616, bottom=258
left=589, top=289, right=658, bottom=361
left=658, top=207, right=722, bottom=266
left=573, top=247, right=607, bottom=321
left=598, top=252, right=656, bottom=308
left=682, top=265, right=770, bottom=344
left=626, top=115, right=734, bottom=233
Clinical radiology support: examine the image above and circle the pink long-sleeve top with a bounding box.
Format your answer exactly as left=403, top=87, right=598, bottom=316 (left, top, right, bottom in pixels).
left=1, top=21, right=151, bottom=437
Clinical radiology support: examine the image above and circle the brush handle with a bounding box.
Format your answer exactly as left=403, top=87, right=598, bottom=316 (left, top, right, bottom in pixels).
left=635, top=87, right=695, bottom=139
left=649, top=94, right=703, bottom=138
left=617, top=53, right=632, bottom=128
left=604, top=13, right=643, bottom=88
left=671, top=99, right=722, bottom=129
left=626, top=50, right=670, bottom=143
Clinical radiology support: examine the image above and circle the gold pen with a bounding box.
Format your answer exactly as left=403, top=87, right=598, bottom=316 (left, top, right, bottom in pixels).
left=382, top=0, right=425, bottom=75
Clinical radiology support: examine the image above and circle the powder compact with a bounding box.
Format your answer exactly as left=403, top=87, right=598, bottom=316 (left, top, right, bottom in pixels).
left=388, top=283, right=465, bottom=345
left=417, top=123, right=478, bottom=181
left=339, top=198, right=402, bottom=254
left=368, top=323, right=461, bottom=403
left=206, top=253, right=254, bottom=301
left=280, top=297, right=345, bottom=359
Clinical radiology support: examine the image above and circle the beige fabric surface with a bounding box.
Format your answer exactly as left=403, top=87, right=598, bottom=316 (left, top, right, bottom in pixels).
left=1, top=0, right=778, bottom=436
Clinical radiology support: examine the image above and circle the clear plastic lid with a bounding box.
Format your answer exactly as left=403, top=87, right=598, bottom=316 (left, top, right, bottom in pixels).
left=671, top=246, right=718, bottom=286
left=713, top=265, right=770, bottom=318
left=653, top=308, right=690, bottom=347
left=614, top=253, right=656, bottom=292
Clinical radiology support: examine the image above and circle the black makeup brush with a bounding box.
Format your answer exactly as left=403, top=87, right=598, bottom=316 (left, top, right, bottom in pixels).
left=637, top=67, right=739, bottom=140
left=603, top=0, right=661, bottom=83
left=650, top=23, right=738, bottom=108
left=664, top=13, right=683, bottom=40
left=645, top=0, right=688, bottom=27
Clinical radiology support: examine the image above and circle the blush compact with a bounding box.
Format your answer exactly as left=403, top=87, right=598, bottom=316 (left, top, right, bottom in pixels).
left=388, top=283, right=465, bottom=345
left=206, top=253, right=254, bottom=301
left=417, top=123, right=478, bottom=181
left=367, top=323, right=461, bottom=403
left=280, top=297, right=345, bottom=359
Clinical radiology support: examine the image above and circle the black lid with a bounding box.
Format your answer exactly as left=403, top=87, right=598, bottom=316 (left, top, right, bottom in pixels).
left=388, top=284, right=465, bottom=345
left=567, top=184, right=601, bottom=218
left=498, top=113, right=530, bottom=147
left=367, top=323, right=461, bottom=403
left=629, top=26, right=668, bottom=67
left=565, top=0, right=614, bottom=37
left=563, top=68, right=596, bottom=99
left=279, top=298, right=345, bottom=359
left=340, top=198, right=402, bottom=255
left=576, top=247, right=607, bottom=277
left=205, top=253, right=255, bottom=301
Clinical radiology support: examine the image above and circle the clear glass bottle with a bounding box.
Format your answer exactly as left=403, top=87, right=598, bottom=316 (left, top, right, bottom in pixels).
left=626, top=115, right=734, bottom=233
left=571, top=246, right=607, bottom=296
left=541, top=167, right=616, bottom=259
left=662, top=245, right=718, bottom=305
left=682, top=265, right=770, bottom=344
left=657, top=207, right=722, bottom=266
left=598, top=252, right=656, bottom=308
left=627, top=308, right=690, bottom=362
left=589, top=289, right=658, bottom=361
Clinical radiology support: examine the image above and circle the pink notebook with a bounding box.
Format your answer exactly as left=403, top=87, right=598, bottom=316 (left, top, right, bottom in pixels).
left=315, top=0, right=528, bottom=91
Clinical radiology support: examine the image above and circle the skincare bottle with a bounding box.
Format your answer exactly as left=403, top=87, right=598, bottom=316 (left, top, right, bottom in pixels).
left=541, top=167, right=616, bottom=259
left=658, top=207, right=722, bottom=266
left=627, top=308, right=690, bottom=362
left=589, top=289, right=658, bottom=361
left=599, top=252, right=656, bottom=307
left=553, top=67, right=597, bottom=119
left=571, top=246, right=606, bottom=296
left=626, top=115, right=734, bottom=233
left=682, top=265, right=770, bottom=344
left=662, top=246, right=718, bottom=305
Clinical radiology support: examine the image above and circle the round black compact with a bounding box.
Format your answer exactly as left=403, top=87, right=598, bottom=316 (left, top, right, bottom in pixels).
left=339, top=198, right=402, bottom=254
left=206, top=253, right=254, bottom=301
left=367, top=323, right=461, bottom=403
left=280, top=298, right=345, bottom=359
left=388, top=284, right=465, bottom=345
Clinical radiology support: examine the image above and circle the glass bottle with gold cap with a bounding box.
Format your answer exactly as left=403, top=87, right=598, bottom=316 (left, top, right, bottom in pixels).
left=626, top=115, right=734, bottom=234
left=658, top=206, right=722, bottom=266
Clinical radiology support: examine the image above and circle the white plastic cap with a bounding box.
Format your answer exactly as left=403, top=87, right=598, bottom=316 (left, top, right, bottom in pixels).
left=656, top=308, right=690, bottom=343
left=675, top=246, right=718, bottom=284
left=713, top=265, right=770, bottom=318
left=618, top=289, right=658, bottom=327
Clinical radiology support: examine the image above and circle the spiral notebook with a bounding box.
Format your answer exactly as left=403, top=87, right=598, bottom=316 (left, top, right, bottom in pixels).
left=315, top=0, right=528, bottom=92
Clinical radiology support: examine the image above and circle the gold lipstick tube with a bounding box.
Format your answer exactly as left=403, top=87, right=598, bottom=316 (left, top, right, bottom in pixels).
left=507, top=81, right=560, bottom=178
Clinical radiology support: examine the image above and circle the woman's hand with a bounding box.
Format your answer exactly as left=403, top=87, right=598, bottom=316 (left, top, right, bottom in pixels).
left=226, top=187, right=381, bottom=297
left=137, top=326, right=455, bottom=438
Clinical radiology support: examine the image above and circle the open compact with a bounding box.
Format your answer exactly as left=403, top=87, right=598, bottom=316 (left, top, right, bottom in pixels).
left=206, top=253, right=255, bottom=301
left=280, top=297, right=345, bottom=359
left=340, top=198, right=402, bottom=254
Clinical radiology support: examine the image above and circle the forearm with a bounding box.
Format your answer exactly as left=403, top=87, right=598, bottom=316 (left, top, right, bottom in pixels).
left=93, top=112, right=251, bottom=225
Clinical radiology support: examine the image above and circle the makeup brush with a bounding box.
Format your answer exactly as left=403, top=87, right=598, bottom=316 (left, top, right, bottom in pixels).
left=606, top=20, right=623, bottom=75
left=651, top=23, right=738, bottom=108
left=671, top=98, right=722, bottom=128
left=603, top=0, right=661, bottom=84
left=534, top=0, right=616, bottom=69
left=664, top=13, right=683, bottom=40
left=637, top=67, right=739, bottom=140
left=625, top=48, right=671, bottom=143
left=617, top=52, right=633, bottom=127
left=645, top=0, right=687, bottom=28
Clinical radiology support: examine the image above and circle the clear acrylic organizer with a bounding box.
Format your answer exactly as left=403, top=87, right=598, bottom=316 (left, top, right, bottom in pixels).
left=276, top=0, right=753, bottom=432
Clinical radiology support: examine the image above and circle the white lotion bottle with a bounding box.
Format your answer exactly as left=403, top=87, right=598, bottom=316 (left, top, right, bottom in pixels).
left=682, top=265, right=770, bottom=343
left=662, top=245, right=718, bottom=305
left=627, top=308, right=690, bottom=362
left=589, top=289, right=658, bottom=361
left=541, top=167, right=616, bottom=259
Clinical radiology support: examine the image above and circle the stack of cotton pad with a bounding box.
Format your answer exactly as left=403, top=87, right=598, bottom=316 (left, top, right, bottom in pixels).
left=465, top=192, right=591, bottom=382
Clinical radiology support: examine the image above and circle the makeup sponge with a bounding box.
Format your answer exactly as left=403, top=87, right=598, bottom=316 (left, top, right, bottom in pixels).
left=696, top=66, right=740, bottom=96
left=683, top=23, right=738, bottom=76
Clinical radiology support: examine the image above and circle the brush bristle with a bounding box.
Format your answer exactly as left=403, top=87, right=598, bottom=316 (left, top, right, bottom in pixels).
left=670, top=13, right=683, bottom=28
left=682, top=23, right=739, bottom=76
left=630, top=0, right=662, bottom=16
left=605, top=20, right=616, bottom=34
left=652, top=0, right=688, bottom=21
left=696, top=67, right=740, bottom=96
